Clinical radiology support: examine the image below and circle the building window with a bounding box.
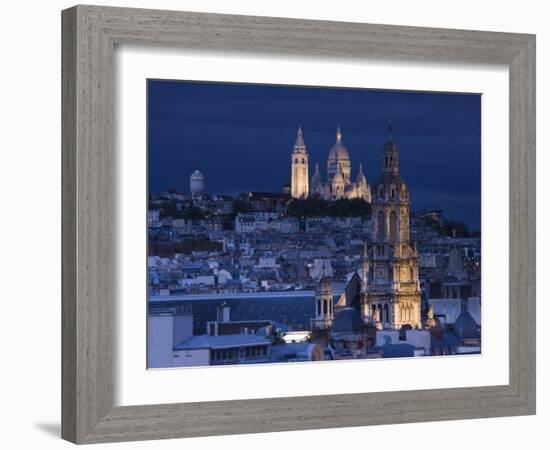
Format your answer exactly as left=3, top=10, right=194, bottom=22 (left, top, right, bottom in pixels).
left=389, top=211, right=397, bottom=241
left=377, top=211, right=385, bottom=240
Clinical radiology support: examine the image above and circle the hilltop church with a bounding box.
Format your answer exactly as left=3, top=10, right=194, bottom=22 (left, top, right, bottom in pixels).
left=290, top=125, right=371, bottom=202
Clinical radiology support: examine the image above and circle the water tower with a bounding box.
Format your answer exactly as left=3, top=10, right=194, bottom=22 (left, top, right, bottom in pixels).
left=189, top=169, right=205, bottom=196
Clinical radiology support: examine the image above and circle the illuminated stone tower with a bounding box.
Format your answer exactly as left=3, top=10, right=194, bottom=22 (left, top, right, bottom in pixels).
left=291, top=126, right=309, bottom=199
left=362, top=123, right=422, bottom=329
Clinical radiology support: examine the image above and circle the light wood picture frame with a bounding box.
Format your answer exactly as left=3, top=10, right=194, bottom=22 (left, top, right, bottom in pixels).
left=61, top=4, right=536, bottom=444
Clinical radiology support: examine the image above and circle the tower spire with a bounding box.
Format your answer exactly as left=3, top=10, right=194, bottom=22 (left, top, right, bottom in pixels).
left=336, top=124, right=342, bottom=143
left=382, top=122, right=399, bottom=173
left=294, top=125, right=305, bottom=148
left=359, top=162, right=364, bottom=174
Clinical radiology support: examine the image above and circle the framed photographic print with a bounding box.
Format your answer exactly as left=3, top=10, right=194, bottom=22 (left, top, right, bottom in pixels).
left=62, top=4, right=536, bottom=444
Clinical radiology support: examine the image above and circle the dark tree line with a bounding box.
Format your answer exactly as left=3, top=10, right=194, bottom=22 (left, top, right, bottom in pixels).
left=175, top=238, right=223, bottom=254
left=286, top=197, right=371, bottom=218
left=154, top=201, right=205, bottom=220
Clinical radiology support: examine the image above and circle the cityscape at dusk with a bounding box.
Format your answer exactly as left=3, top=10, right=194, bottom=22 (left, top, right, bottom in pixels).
left=147, top=80, right=482, bottom=369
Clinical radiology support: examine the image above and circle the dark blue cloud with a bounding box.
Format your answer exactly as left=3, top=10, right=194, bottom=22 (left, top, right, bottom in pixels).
left=148, top=80, right=481, bottom=230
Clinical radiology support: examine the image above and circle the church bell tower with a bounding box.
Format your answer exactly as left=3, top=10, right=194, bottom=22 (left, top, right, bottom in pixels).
left=291, top=126, right=309, bottom=199
left=362, top=123, right=422, bottom=329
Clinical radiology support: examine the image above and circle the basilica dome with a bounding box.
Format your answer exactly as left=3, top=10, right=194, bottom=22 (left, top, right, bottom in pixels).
left=327, top=125, right=351, bottom=182
left=328, top=142, right=350, bottom=162
left=356, top=163, right=367, bottom=186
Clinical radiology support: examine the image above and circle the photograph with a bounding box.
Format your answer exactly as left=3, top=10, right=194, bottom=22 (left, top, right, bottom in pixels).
left=1, top=0, right=540, bottom=447
left=146, top=80, right=482, bottom=368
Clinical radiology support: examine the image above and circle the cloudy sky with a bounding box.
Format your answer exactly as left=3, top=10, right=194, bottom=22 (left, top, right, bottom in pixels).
left=148, top=79, right=481, bottom=230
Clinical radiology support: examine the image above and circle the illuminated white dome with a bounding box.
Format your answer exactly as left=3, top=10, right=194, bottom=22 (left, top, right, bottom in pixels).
left=327, top=125, right=351, bottom=183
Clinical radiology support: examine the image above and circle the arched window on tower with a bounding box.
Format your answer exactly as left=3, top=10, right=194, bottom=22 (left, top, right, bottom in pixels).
left=294, top=158, right=298, bottom=164
left=389, top=211, right=397, bottom=241
left=390, top=183, right=396, bottom=199
left=301, top=158, right=305, bottom=164
left=377, top=211, right=385, bottom=240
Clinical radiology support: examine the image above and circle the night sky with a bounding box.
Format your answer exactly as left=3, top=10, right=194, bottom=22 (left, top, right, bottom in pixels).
left=148, top=80, right=481, bottom=231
